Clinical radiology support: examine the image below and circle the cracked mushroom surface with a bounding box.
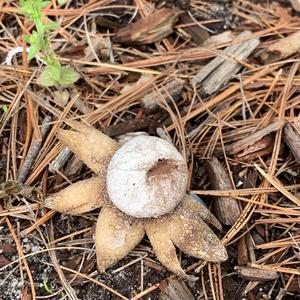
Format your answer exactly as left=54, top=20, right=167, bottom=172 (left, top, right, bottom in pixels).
left=44, top=121, right=228, bottom=278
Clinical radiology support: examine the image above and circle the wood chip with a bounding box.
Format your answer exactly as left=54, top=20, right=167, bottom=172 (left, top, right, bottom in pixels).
left=286, top=275, right=300, bottom=292
left=192, top=31, right=260, bottom=95
left=21, top=287, right=31, bottom=300
left=237, top=236, right=249, bottom=266
left=0, top=255, right=11, bottom=267
left=227, top=119, right=284, bottom=155
left=259, top=31, right=300, bottom=63
left=64, top=155, right=84, bottom=177
left=103, top=117, right=157, bottom=137
left=0, top=243, right=17, bottom=254
left=141, top=78, right=184, bottom=112
left=233, top=134, right=274, bottom=162
left=113, top=8, right=182, bottom=45
left=251, top=230, right=265, bottom=246
left=283, top=121, right=300, bottom=164
left=159, top=278, right=195, bottom=300
left=235, top=266, right=279, bottom=281
left=206, top=156, right=241, bottom=225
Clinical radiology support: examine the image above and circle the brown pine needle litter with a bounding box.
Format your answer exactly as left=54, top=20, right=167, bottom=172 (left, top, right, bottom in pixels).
left=2, top=0, right=300, bottom=299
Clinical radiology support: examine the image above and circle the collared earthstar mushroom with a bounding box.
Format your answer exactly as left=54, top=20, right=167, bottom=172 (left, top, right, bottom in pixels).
left=45, top=121, right=227, bottom=278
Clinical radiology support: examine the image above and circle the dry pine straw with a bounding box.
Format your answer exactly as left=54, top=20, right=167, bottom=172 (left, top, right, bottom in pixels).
left=1, top=0, right=300, bottom=299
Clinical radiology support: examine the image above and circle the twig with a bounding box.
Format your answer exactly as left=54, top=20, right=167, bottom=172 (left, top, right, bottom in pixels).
left=18, top=116, right=52, bottom=183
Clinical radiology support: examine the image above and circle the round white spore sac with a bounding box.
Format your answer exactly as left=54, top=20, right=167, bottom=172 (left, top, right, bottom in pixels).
left=106, top=136, right=188, bottom=218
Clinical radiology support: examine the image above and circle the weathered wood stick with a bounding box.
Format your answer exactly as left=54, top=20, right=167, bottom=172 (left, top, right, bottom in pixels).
left=192, top=31, right=260, bottom=95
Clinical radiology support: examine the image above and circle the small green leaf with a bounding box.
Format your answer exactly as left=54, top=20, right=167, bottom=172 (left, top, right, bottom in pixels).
left=43, top=22, right=59, bottom=31
left=35, top=20, right=46, bottom=34
left=29, top=31, right=41, bottom=44
left=18, top=0, right=32, bottom=15
left=26, top=31, right=42, bottom=60
left=18, top=0, right=49, bottom=34
left=18, top=0, right=49, bottom=15
left=59, top=67, right=80, bottom=86
left=42, top=280, right=53, bottom=294
left=24, top=34, right=31, bottom=43
left=1, top=105, right=8, bottom=113
left=37, top=66, right=79, bottom=87
left=18, top=0, right=79, bottom=87
left=28, top=45, right=39, bottom=60
left=37, top=67, right=56, bottom=86
left=48, top=65, right=62, bottom=81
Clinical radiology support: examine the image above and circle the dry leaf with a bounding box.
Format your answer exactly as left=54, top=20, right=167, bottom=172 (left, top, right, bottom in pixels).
left=83, top=35, right=109, bottom=61
left=0, top=181, right=35, bottom=200
left=113, top=8, right=182, bottom=45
